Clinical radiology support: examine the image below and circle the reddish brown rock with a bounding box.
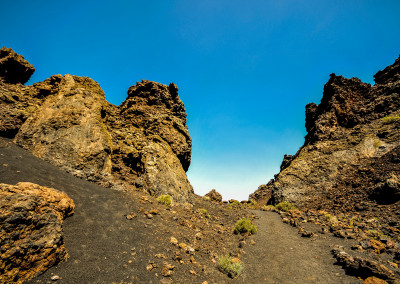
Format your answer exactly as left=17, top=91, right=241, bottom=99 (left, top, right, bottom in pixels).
left=205, top=189, right=222, bottom=203
left=332, top=246, right=399, bottom=282
left=251, top=55, right=400, bottom=207
left=363, top=276, right=389, bottom=284
left=0, top=182, right=75, bottom=283
left=0, top=48, right=193, bottom=202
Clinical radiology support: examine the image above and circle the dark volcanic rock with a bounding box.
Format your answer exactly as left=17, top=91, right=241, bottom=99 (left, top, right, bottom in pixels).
left=332, top=246, right=399, bottom=282
left=0, top=182, right=74, bottom=283
left=0, top=48, right=193, bottom=202
left=0, top=47, right=35, bottom=84
left=251, top=55, right=400, bottom=207
left=205, top=189, right=223, bottom=203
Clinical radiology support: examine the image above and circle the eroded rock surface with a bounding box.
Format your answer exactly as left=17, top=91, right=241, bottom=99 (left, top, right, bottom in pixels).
left=0, top=47, right=193, bottom=201
left=0, top=182, right=74, bottom=283
left=251, top=55, right=400, bottom=207
left=0, top=47, right=35, bottom=84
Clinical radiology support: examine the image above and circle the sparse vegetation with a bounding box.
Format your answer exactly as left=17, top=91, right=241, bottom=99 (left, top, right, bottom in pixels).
left=323, top=213, right=338, bottom=224
left=157, top=194, right=172, bottom=207
left=217, top=255, right=243, bottom=278
left=202, top=196, right=211, bottom=201
left=227, top=206, right=233, bottom=210
left=197, top=208, right=210, bottom=218
left=234, top=218, right=258, bottom=235
left=231, top=200, right=240, bottom=207
left=262, top=205, right=276, bottom=211
left=275, top=202, right=297, bottom=212
left=368, top=229, right=383, bottom=239
left=381, top=115, right=400, bottom=125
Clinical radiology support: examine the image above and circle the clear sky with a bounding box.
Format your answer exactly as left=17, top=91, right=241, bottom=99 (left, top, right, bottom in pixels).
left=1, top=1, right=399, bottom=201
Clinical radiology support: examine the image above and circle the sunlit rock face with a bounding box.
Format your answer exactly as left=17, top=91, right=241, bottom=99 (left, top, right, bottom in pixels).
left=0, top=47, right=193, bottom=202
left=0, top=182, right=75, bottom=283
left=250, top=55, right=400, bottom=208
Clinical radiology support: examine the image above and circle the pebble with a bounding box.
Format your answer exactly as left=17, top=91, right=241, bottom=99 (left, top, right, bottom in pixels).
left=51, top=275, right=60, bottom=281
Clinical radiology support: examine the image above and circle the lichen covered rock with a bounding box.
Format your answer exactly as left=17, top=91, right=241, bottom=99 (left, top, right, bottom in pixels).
left=0, top=182, right=75, bottom=283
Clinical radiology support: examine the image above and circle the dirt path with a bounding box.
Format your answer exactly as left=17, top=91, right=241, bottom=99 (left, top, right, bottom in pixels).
left=237, top=210, right=359, bottom=283
left=1, top=137, right=360, bottom=283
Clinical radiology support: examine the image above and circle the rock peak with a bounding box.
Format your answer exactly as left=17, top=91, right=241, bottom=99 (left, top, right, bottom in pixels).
left=0, top=47, right=35, bottom=84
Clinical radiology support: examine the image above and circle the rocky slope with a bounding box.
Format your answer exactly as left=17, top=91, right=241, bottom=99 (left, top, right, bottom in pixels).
left=0, top=182, right=74, bottom=283
left=0, top=47, right=193, bottom=202
left=251, top=55, right=400, bottom=208
left=250, top=56, right=400, bottom=283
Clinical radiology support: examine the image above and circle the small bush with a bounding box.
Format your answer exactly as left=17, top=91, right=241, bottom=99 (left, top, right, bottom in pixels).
left=275, top=202, right=296, bottom=212
left=234, top=218, right=258, bottom=235
left=202, top=196, right=211, bottom=201
left=261, top=205, right=276, bottom=211
left=382, top=115, right=400, bottom=125
left=231, top=201, right=240, bottom=207
left=217, top=255, right=243, bottom=278
left=198, top=208, right=210, bottom=218
left=157, top=194, right=172, bottom=207
left=227, top=206, right=233, bottom=210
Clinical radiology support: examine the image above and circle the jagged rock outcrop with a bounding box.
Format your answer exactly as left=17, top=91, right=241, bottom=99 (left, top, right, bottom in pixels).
left=0, top=182, right=75, bottom=283
left=205, top=189, right=223, bottom=203
left=0, top=47, right=193, bottom=201
left=250, top=55, right=400, bottom=208
left=0, top=47, right=35, bottom=84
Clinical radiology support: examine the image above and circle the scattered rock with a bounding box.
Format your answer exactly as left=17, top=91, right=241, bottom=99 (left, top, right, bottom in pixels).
left=363, top=276, right=389, bottom=284
left=51, top=275, right=61, bottom=281
left=146, top=263, right=157, bottom=271
left=332, top=246, right=398, bottom=281
left=170, top=237, right=178, bottom=245
left=161, top=262, right=176, bottom=277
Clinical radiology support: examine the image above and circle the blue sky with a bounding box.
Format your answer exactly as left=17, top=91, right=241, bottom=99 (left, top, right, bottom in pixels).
left=1, top=1, right=400, bottom=200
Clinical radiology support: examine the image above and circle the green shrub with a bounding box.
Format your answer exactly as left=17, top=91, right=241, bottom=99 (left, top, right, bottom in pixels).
left=231, top=201, right=240, bottom=207
left=382, top=116, right=400, bottom=125
left=275, top=202, right=296, bottom=212
left=202, top=196, right=211, bottom=201
left=234, top=218, right=258, bottom=235
left=261, top=205, right=276, bottom=211
left=217, top=255, right=243, bottom=278
left=198, top=208, right=210, bottom=218
left=227, top=206, right=233, bottom=210
left=157, top=194, right=172, bottom=207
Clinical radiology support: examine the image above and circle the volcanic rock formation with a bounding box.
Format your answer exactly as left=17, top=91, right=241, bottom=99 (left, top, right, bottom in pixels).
left=0, top=182, right=75, bottom=283
left=250, top=56, right=400, bottom=208
left=0, top=47, right=193, bottom=201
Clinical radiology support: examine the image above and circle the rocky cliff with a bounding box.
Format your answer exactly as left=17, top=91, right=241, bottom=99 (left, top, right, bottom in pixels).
left=250, top=56, right=400, bottom=210
left=0, top=47, right=193, bottom=201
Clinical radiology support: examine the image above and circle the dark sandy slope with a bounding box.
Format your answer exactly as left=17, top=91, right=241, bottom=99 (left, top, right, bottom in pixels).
left=237, top=210, right=359, bottom=283
left=0, top=137, right=359, bottom=283
left=0, top=137, right=157, bottom=283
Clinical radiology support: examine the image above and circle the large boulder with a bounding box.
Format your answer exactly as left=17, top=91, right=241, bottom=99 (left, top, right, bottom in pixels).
left=0, top=182, right=75, bottom=283
left=205, top=189, right=223, bottom=203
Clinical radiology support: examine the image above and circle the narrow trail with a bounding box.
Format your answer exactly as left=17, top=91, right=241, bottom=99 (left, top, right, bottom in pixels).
left=237, top=210, right=359, bottom=283
left=1, top=137, right=360, bottom=283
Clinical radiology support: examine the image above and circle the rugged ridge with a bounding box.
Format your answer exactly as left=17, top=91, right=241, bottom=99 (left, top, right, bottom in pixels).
left=250, top=55, right=400, bottom=208
left=0, top=47, right=193, bottom=201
